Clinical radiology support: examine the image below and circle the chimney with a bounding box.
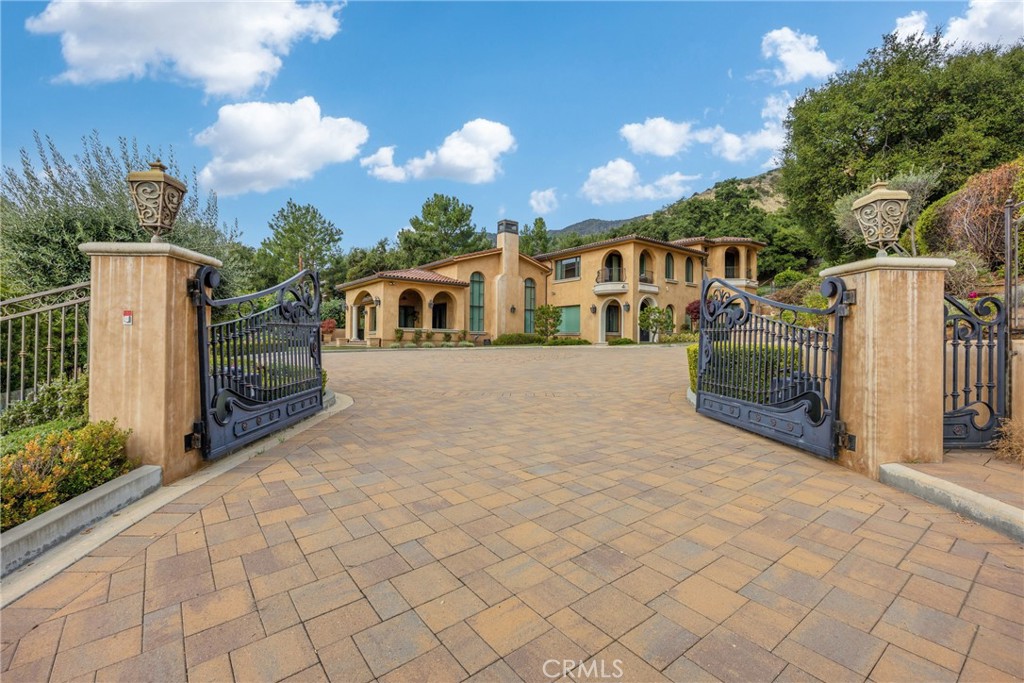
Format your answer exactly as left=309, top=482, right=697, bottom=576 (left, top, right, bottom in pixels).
left=495, top=220, right=520, bottom=336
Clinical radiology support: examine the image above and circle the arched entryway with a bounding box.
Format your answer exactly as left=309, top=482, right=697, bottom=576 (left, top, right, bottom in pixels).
left=398, top=289, right=425, bottom=329
left=638, top=297, right=656, bottom=342
left=430, top=291, right=455, bottom=330
left=350, top=290, right=373, bottom=341
left=602, top=251, right=624, bottom=282
left=599, top=299, right=622, bottom=343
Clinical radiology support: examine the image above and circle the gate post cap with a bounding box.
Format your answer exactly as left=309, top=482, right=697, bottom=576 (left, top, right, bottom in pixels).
left=79, top=242, right=223, bottom=268
left=819, top=257, right=955, bottom=278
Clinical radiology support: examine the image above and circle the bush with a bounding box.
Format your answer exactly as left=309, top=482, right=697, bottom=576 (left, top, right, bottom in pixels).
left=442, top=332, right=453, bottom=343
left=1, top=420, right=133, bottom=530
left=768, top=278, right=822, bottom=306
left=545, top=338, right=591, bottom=346
left=993, top=419, right=1023, bottom=464
left=440, top=341, right=456, bottom=348
left=773, top=269, right=807, bottom=288
left=661, top=331, right=700, bottom=344
left=699, top=343, right=802, bottom=402
left=687, top=344, right=699, bottom=390
left=493, top=333, right=544, bottom=346
left=0, top=375, right=89, bottom=434
left=402, top=342, right=417, bottom=348
left=321, top=368, right=328, bottom=392
left=535, top=305, right=562, bottom=341
left=388, top=342, right=403, bottom=349
left=413, top=329, right=423, bottom=344
left=458, top=341, right=475, bottom=347
left=421, top=342, right=436, bottom=348
left=423, top=330, right=436, bottom=342
left=394, top=328, right=405, bottom=342
left=608, top=337, right=635, bottom=345
left=1, top=415, right=88, bottom=457
left=458, top=329, right=468, bottom=342
left=320, top=319, right=337, bottom=335
left=685, top=300, right=702, bottom=327
left=321, top=298, right=345, bottom=325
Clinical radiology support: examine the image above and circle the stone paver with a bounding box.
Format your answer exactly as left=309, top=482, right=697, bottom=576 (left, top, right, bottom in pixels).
left=2, top=346, right=1022, bottom=682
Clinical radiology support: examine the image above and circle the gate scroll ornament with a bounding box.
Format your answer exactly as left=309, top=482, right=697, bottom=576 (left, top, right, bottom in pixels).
left=190, top=266, right=323, bottom=460
left=697, top=277, right=850, bottom=459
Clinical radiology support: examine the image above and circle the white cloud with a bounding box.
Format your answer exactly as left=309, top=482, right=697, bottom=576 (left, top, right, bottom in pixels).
left=761, top=27, right=838, bottom=84
left=360, top=119, right=516, bottom=184
left=581, top=159, right=699, bottom=205
left=25, top=1, right=340, bottom=97
left=895, top=11, right=930, bottom=39
left=620, top=117, right=717, bottom=157
left=946, top=0, right=1024, bottom=46
left=195, top=97, right=368, bottom=196
left=529, top=188, right=559, bottom=214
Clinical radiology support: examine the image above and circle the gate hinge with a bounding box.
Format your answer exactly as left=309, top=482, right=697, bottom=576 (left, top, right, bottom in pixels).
left=185, top=420, right=204, bottom=452
left=835, top=421, right=856, bottom=451
left=837, top=290, right=856, bottom=317
left=187, top=278, right=202, bottom=306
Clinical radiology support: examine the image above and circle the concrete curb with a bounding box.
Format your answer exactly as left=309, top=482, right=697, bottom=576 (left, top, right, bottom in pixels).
left=1, top=465, right=162, bottom=577
left=0, top=392, right=355, bottom=607
left=686, top=388, right=697, bottom=406
left=880, top=463, right=1024, bottom=543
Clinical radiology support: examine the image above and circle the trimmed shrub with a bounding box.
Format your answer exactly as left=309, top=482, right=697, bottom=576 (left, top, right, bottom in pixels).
left=0, top=375, right=89, bottom=434
left=458, top=329, right=468, bottom=342
left=402, top=342, right=417, bottom=348
left=421, top=342, right=436, bottom=348
left=608, top=337, right=635, bottom=345
left=442, top=332, right=453, bottom=343
left=412, top=329, right=423, bottom=344
left=440, top=341, right=456, bottom=348
left=1, top=420, right=133, bottom=530
left=320, top=319, right=337, bottom=335
left=700, top=343, right=802, bottom=402
left=687, top=343, right=699, bottom=390
left=493, top=333, right=544, bottom=346
left=773, top=269, right=806, bottom=288
left=423, top=330, right=436, bottom=342
left=388, top=342, right=403, bottom=349
left=394, top=328, right=405, bottom=342
left=458, top=341, right=475, bottom=347
left=321, top=368, right=328, bottom=392
left=660, top=331, right=700, bottom=344
left=544, top=338, right=591, bottom=346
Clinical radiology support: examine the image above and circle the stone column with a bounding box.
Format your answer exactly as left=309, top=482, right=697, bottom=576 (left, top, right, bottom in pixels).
left=820, top=257, right=954, bottom=479
left=79, top=242, right=222, bottom=484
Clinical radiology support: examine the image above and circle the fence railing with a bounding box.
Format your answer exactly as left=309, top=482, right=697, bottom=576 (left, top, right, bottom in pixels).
left=1, top=283, right=90, bottom=409
left=596, top=267, right=626, bottom=283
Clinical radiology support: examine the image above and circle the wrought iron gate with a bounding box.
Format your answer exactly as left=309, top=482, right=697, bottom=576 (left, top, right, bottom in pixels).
left=190, top=266, right=323, bottom=460
left=943, top=295, right=1007, bottom=447
left=696, top=277, right=850, bottom=459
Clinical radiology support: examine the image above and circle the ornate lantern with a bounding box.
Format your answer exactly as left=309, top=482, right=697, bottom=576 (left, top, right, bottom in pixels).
left=851, top=180, right=910, bottom=257
left=126, top=160, right=187, bottom=242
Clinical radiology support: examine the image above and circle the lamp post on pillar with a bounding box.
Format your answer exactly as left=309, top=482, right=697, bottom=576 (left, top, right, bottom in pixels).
left=851, top=180, right=910, bottom=257
left=126, top=160, right=186, bottom=242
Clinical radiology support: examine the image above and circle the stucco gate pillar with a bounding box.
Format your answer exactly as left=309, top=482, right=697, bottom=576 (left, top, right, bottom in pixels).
left=79, top=242, right=222, bottom=484
left=820, top=257, right=955, bottom=479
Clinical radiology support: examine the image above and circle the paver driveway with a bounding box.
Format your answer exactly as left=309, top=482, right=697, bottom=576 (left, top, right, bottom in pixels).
left=2, top=346, right=1023, bottom=682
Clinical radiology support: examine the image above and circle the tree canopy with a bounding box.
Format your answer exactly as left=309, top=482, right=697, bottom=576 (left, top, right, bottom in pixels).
left=254, top=199, right=343, bottom=288
left=396, top=194, right=491, bottom=267
left=781, top=33, right=1024, bottom=261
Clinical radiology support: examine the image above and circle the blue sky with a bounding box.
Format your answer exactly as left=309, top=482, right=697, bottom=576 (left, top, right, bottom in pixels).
left=3, top=1, right=1021, bottom=249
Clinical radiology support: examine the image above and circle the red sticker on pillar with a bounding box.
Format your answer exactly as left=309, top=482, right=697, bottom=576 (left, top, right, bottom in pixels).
left=123, top=310, right=133, bottom=326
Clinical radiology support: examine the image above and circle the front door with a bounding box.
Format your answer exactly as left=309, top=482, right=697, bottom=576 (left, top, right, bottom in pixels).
left=356, top=306, right=365, bottom=340
left=639, top=300, right=650, bottom=342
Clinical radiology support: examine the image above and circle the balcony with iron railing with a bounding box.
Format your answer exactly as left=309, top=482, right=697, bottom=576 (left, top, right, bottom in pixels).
left=594, top=267, right=628, bottom=295
left=638, top=269, right=658, bottom=293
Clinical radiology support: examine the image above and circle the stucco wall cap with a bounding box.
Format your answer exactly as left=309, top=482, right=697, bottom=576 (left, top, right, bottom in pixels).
left=819, top=257, right=955, bottom=278
left=79, top=242, right=223, bottom=268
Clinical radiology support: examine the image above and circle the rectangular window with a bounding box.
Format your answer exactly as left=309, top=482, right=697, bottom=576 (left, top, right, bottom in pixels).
left=555, top=257, right=580, bottom=281
left=557, top=305, right=581, bottom=335
left=370, top=308, right=377, bottom=332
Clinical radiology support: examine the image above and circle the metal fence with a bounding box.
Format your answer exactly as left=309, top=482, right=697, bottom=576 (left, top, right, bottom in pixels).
left=1, top=283, right=90, bottom=409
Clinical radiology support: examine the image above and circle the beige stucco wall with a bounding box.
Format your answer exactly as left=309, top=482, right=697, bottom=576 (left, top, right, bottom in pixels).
left=820, top=257, right=954, bottom=479
left=80, top=243, right=221, bottom=484
left=545, top=242, right=704, bottom=341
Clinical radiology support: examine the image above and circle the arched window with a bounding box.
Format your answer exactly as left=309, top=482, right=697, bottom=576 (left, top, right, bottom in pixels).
left=685, top=257, right=694, bottom=283
left=639, top=251, right=654, bottom=283
left=665, top=305, right=675, bottom=332
left=604, top=252, right=623, bottom=282
left=725, top=248, right=739, bottom=279
left=665, top=254, right=675, bottom=280
left=524, top=278, right=536, bottom=333
left=470, top=272, right=485, bottom=332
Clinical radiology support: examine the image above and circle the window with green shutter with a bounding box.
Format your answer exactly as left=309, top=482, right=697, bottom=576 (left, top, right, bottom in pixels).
left=470, top=272, right=485, bottom=332
left=665, top=253, right=675, bottom=280
left=524, top=278, right=536, bottom=333
left=555, top=257, right=580, bottom=281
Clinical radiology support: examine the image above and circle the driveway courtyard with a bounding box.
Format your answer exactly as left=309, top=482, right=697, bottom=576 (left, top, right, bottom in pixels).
left=2, top=346, right=1022, bottom=682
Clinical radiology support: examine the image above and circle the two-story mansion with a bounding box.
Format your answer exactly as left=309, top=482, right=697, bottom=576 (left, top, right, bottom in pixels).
left=337, top=220, right=763, bottom=345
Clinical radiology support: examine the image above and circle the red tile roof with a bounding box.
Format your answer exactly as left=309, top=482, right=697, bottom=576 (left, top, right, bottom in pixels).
left=535, top=234, right=705, bottom=261
left=673, top=236, right=767, bottom=247
left=338, top=268, right=469, bottom=291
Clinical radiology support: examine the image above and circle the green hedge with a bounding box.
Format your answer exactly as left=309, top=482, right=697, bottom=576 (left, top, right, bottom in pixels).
left=687, top=344, right=699, bottom=390
left=493, top=333, right=544, bottom=345
left=1, top=416, right=88, bottom=458
left=0, top=375, right=89, bottom=434
left=608, top=337, right=635, bottom=345
left=697, top=343, right=802, bottom=402
left=1, top=420, right=133, bottom=530
left=545, top=338, right=592, bottom=346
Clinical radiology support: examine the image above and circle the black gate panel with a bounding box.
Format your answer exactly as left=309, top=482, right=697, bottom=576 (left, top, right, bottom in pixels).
left=696, top=277, right=850, bottom=459
left=943, top=295, right=1007, bottom=448
left=191, top=267, right=323, bottom=460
